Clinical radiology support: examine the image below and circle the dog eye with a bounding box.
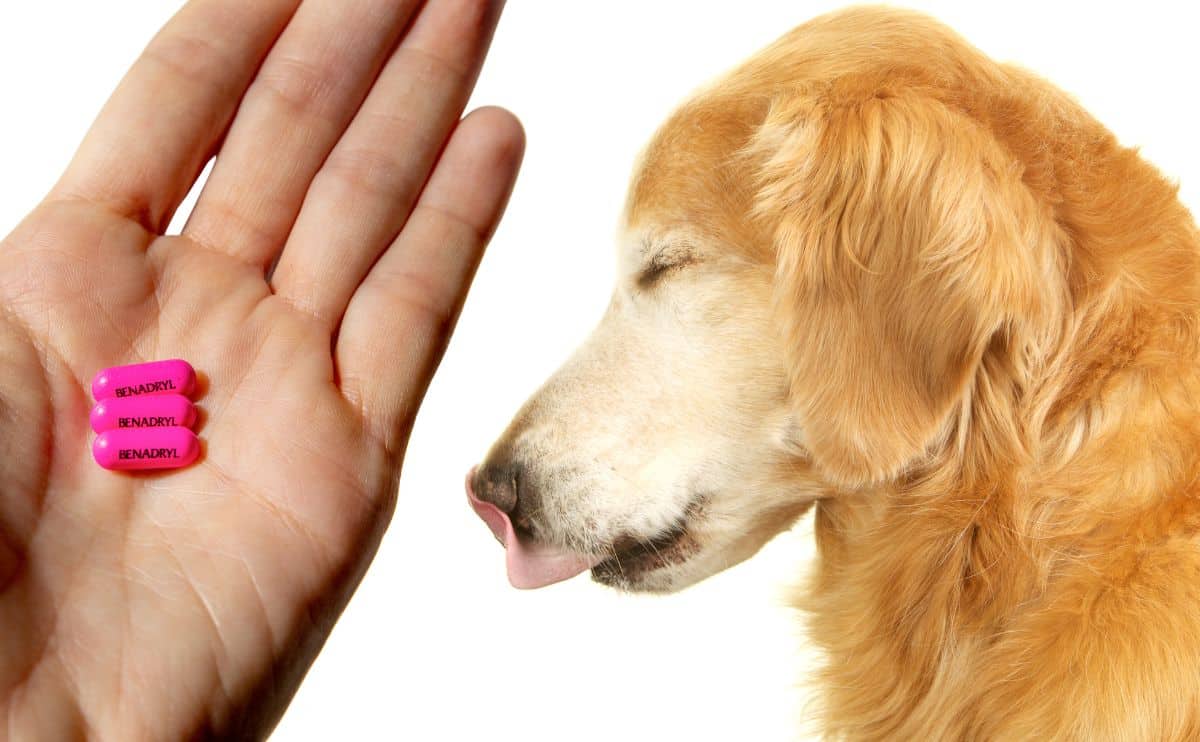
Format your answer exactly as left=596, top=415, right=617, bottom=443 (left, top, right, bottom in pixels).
left=637, top=250, right=697, bottom=289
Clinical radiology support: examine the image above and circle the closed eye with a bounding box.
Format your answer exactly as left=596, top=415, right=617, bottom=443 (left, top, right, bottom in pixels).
left=637, top=250, right=698, bottom=289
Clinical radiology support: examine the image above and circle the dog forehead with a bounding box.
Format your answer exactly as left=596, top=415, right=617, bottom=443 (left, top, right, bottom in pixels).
left=623, top=95, right=773, bottom=264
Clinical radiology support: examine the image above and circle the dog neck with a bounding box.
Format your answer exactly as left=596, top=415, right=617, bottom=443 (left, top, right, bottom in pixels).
left=801, top=254, right=1200, bottom=736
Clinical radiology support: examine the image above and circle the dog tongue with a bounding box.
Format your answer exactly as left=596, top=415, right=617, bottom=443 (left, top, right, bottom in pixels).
left=466, top=471, right=603, bottom=589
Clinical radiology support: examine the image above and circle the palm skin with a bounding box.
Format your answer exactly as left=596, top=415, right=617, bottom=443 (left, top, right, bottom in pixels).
left=0, top=202, right=389, bottom=737
left=0, top=0, right=523, bottom=738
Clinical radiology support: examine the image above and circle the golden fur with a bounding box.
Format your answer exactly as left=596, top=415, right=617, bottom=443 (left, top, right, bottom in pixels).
left=628, top=6, right=1200, bottom=739
left=479, top=5, right=1200, bottom=738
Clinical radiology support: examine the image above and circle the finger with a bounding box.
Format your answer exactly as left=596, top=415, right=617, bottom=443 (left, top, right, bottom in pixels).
left=270, top=0, right=506, bottom=327
left=49, top=0, right=301, bottom=233
left=183, top=0, right=423, bottom=267
left=336, top=107, right=524, bottom=451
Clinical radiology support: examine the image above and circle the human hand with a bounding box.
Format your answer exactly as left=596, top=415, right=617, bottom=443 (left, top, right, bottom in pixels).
left=0, top=0, right=522, bottom=737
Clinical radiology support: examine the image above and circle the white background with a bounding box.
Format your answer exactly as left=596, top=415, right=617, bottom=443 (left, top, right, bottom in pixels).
left=1, top=2, right=1197, bottom=740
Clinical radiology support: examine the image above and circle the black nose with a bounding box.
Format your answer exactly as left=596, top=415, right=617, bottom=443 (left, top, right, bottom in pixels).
left=473, top=460, right=521, bottom=514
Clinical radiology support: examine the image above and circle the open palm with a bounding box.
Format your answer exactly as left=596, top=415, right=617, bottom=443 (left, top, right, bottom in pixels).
left=0, top=0, right=521, bottom=737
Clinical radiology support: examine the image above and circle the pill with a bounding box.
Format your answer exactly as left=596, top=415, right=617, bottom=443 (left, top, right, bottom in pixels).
left=89, top=394, right=196, bottom=433
left=92, top=359, right=196, bottom=400
left=92, top=426, right=201, bottom=471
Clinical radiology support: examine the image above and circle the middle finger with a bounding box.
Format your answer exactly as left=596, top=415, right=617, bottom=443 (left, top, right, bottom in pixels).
left=184, top=0, right=421, bottom=267
left=269, top=0, right=506, bottom=327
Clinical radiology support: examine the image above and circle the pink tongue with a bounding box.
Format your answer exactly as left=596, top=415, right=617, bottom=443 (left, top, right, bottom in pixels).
left=466, top=469, right=603, bottom=589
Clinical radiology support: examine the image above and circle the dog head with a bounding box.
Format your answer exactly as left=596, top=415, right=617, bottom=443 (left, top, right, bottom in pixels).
left=469, top=7, right=1066, bottom=593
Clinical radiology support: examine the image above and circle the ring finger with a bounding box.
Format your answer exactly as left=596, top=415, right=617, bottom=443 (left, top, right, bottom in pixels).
left=183, top=0, right=423, bottom=267
left=268, top=0, right=506, bottom=327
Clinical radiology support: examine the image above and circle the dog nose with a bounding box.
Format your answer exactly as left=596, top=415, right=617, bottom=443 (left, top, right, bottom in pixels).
left=472, top=460, right=521, bottom=514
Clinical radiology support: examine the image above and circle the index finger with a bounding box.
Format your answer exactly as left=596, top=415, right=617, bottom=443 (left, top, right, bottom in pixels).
left=49, top=0, right=301, bottom=233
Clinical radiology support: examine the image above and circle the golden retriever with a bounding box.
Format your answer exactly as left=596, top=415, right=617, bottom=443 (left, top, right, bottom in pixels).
left=468, top=5, right=1200, bottom=738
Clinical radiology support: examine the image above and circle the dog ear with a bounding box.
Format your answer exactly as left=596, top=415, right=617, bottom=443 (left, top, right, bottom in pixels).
left=749, top=91, right=1062, bottom=486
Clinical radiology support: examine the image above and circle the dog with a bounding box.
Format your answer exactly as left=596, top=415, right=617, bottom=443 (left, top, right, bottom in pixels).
left=468, top=5, right=1200, bottom=738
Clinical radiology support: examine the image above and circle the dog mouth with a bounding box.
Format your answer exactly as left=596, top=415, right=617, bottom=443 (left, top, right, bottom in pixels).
left=467, top=467, right=706, bottom=589
left=591, top=521, right=700, bottom=586
left=590, top=495, right=708, bottom=587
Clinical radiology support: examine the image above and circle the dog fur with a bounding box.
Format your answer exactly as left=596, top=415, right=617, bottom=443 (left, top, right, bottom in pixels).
left=481, top=6, right=1200, bottom=738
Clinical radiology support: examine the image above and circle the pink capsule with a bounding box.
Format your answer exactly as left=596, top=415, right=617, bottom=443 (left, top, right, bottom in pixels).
left=92, top=427, right=200, bottom=471
left=92, top=359, right=195, bottom=401
left=89, top=394, right=196, bottom=433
